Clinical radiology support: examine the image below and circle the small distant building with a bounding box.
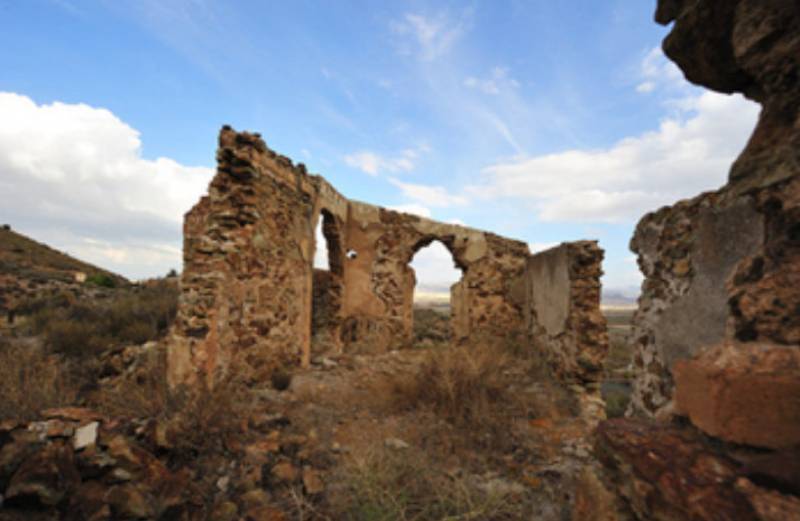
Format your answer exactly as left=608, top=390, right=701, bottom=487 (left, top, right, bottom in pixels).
left=74, top=271, right=87, bottom=283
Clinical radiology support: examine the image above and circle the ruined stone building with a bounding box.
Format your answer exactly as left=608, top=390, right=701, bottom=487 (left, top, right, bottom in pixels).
left=164, top=0, right=800, bottom=517
left=167, top=127, right=607, bottom=419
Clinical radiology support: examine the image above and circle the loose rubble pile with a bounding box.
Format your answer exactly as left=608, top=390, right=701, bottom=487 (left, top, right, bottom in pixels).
left=0, top=404, right=332, bottom=520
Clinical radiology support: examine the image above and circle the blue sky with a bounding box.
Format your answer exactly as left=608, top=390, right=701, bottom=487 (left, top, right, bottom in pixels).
left=0, top=0, right=759, bottom=296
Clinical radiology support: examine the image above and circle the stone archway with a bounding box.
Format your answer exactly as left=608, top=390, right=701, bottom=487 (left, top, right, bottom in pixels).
left=403, top=236, right=467, bottom=346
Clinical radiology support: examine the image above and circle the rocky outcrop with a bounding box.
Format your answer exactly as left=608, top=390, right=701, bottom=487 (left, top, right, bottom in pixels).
left=596, top=1, right=800, bottom=519
left=629, top=0, right=800, bottom=418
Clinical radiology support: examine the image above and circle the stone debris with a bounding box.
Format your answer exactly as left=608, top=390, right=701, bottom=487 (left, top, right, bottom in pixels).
left=0, top=408, right=329, bottom=520
left=72, top=421, right=99, bottom=450
left=383, top=437, right=410, bottom=450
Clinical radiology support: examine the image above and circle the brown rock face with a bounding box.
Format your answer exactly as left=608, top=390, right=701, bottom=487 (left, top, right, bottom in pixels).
left=673, top=342, right=800, bottom=449
left=595, top=418, right=800, bottom=521
left=597, top=2, right=800, bottom=518
left=597, top=419, right=739, bottom=520
left=629, top=0, right=800, bottom=418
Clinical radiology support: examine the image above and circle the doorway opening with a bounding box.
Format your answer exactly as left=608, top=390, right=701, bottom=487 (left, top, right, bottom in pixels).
left=311, top=210, right=343, bottom=353
left=408, top=239, right=464, bottom=346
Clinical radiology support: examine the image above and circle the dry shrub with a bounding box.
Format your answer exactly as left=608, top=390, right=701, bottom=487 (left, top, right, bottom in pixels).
left=412, top=307, right=450, bottom=345
left=0, top=338, right=79, bottom=421
left=389, top=344, right=523, bottom=449
left=325, top=446, right=531, bottom=520
left=91, top=349, right=254, bottom=460
left=21, top=279, right=178, bottom=359
left=165, top=376, right=254, bottom=459
left=90, top=344, right=171, bottom=419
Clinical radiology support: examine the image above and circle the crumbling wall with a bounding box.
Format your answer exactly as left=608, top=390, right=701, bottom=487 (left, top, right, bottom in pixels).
left=593, top=1, right=800, bottom=519
left=168, top=127, right=541, bottom=386
left=524, top=241, right=608, bottom=421
left=628, top=0, right=800, bottom=419
left=168, top=129, right=319, bottom=386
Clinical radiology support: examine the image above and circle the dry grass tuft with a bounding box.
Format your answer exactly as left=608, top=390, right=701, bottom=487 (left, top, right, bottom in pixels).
left=388, top=344, right=530, bottom=450
left=0, top=338, right=79, bottom=421
left=324, top=446, right=533, bottom=520
left=89, top=344, right=171, bottom=419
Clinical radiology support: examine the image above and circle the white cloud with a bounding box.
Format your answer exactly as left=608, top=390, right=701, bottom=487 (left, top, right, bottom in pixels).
left=636, top=47, right=685, bottom=94
left=389, top=178, right=468, bottom=208
left=636, top=81, right=656, bottom=93
left=464, top=67, right=520, bottom=95
left=0, top=92, right=214, bottom=279
left=389, top=204, right=432, bottom=218
left=391, top=11, right=470, bottom=61
left=472, top=91, right=759, bottom=223
left=344, top=147, right=425, bottom=176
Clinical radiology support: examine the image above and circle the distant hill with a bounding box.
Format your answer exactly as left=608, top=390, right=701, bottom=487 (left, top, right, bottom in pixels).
left=0, top=225, right=127, bottom=286
left=602, top=289, right=638, bottom=308
left=0, top=226, right=130, bottom=321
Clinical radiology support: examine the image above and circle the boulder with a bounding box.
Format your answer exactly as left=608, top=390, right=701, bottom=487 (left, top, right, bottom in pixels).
left=673, top=342, right=800, bottom=449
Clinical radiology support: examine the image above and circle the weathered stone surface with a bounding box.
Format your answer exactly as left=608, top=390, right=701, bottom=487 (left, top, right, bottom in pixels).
left=270, top=461, right=299, bottom=483
left=302, top=466, right=324, bottom=495
left=629, top=0, right=800, bottom=418
left=674, top=342, right=800, bottom=449
left=596, top=419, right=759, bottom=520
left=168, top=126, right=606, bottom=392
left=525, top=242, right=608, bottom=421
left=73, top=421, right=99, bottom=451
left=735, top=478, right=800, bottom=521
left=5, top=442, right=79, bottom=507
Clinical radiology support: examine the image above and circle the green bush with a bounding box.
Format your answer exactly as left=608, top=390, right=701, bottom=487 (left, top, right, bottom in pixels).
left=86, top=273, right=116, bottom=288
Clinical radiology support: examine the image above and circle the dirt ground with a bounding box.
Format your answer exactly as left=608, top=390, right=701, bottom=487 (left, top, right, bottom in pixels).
left=260, top=342, right=601, bottom=519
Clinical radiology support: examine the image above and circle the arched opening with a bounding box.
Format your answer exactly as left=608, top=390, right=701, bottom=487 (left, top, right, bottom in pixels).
left=311, top=209, right=344, bottom=353
left=408, top=239, right=464, bottom=346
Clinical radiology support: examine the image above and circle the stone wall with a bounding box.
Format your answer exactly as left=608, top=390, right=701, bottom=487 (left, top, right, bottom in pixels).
left=628, top=0, right=800, bottom=419
left=524, top=241, right=608, bottom=420
left=168, top=127, right=581, bottom=386
left=593, top=1, right=800, bottom=519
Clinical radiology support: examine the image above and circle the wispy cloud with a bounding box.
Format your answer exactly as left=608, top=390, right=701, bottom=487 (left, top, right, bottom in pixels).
left=389, top=204, right=432, bottom=218
left=391, top=10, right=472, bottom=61
left=636, top=47, right=684, bottom=94
left=389, top=178, right=468, bottom=208
left=344, top=145, right=428, bottom=176
left=464, top=67, right=520, bottom=95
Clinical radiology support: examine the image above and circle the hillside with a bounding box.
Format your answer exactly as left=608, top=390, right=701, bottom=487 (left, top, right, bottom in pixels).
left=0, top=225, right=127, bottom=285
left=0, top=225, right=129, bottom=319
